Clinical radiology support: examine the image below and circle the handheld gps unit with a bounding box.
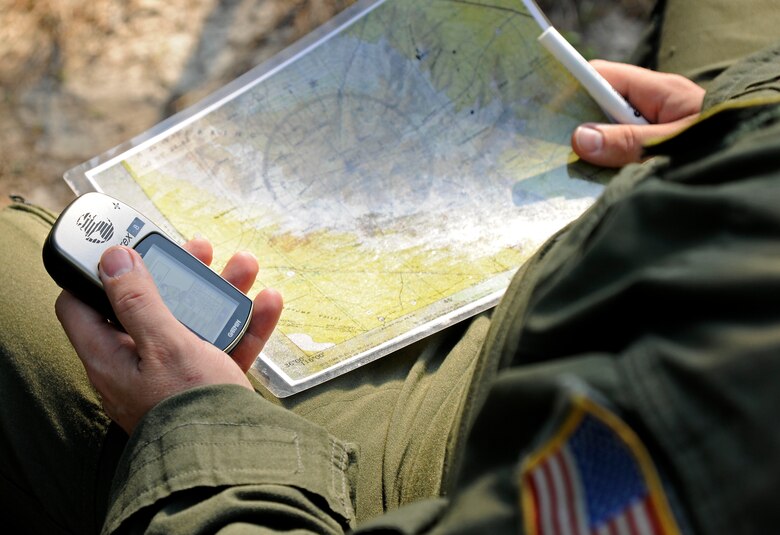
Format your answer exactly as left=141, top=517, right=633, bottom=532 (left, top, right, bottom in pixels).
left=42, top=192, right=253, bottom=353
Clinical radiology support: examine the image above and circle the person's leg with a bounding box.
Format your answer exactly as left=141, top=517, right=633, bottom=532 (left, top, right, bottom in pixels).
left=656, top=0, right=780, bottom=83
left=264, top=312, right=495, bottom=521
left=0, top=200, right=126, bottom=534
left=0, top=198, right=496, bottom=529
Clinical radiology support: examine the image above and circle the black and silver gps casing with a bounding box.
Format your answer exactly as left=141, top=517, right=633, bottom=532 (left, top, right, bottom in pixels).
left=43, top=192, right=160, bottom=320
left=43, top=192, right=252, bottom=352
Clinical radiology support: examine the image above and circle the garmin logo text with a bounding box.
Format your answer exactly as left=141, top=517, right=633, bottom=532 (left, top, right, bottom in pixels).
left=76, top=213, right=114, bottom=244
left=228, top=319, right=242, bottom=338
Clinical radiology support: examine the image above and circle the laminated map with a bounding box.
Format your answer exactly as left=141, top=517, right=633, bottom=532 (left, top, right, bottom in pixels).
left=65, top=0, right=611, bottom=396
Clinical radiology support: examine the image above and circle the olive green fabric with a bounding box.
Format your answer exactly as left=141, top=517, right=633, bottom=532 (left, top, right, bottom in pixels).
left=104, top=385, right=358, bottom=534
left=268, top=312, right=495, bottom=520
left=493, top=102, right=780, bottom=534
left=0, top=203, right=126, bottom=534
left=701, top=44, right=780, bottom=109
left=656, top=0, right=780, bottom=82
left=634, top=0, right=780, bottom=85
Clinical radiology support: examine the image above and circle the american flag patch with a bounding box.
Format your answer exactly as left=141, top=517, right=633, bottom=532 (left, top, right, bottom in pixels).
left=520, top=396, right=680, bottom=535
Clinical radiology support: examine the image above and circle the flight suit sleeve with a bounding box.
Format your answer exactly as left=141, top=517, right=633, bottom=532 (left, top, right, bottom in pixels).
left=102, top=384, right=357, bottom=535
left=701, top=41, right=780, bottom=109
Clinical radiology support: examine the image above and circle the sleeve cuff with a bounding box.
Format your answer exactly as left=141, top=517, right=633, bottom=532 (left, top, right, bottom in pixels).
left=103, top=384, right=357, bottom=533
left=703, top=43, right=780, bottom=109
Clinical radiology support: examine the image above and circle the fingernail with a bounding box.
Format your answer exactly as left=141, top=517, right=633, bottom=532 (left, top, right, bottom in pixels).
left=575, top=125, right=604, bottom=154
left=101, top=247, right=134, bottom=278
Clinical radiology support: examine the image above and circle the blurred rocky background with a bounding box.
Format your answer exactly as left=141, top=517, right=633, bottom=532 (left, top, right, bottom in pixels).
left=0, top=0, right=654, bottom=212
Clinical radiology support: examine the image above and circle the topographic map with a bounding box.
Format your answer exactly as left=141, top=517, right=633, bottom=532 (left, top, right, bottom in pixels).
left=67, top=0, right=611, bottom=396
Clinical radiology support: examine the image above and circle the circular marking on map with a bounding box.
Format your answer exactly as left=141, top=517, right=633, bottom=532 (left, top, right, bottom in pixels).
left=261, top=92, right=436, bottom=221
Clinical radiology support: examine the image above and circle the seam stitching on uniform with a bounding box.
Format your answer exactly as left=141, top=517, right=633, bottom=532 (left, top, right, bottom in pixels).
left=129, top=438, right=301, bottom=475
left=128, top=421, right=295, bottom=466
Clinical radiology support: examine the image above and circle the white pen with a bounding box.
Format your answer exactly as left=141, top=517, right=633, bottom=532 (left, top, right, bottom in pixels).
left=521, top=0, right=649, bottom=125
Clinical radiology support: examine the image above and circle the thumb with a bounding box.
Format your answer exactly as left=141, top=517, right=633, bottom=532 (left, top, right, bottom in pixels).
left=99, top=246, right=182, bottom=354
left=572, top=118, right=695, bottom=168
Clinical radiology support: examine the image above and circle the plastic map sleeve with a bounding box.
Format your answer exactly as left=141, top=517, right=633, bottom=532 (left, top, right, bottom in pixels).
left=65, top=0, right=613, bottom=397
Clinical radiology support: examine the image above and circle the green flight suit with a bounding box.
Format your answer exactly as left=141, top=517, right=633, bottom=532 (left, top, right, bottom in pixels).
left=3, top=5, right=780, bottom=535
left=107, top=52, right=780, bottom=533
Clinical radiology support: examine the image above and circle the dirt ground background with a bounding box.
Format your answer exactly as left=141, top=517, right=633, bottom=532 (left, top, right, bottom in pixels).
left=0, top=0, right=654, bottom=213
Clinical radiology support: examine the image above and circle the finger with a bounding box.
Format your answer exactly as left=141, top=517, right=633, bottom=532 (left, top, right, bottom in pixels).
left=220, top=252, right=260, bottom=294
left=182, top=238, right=257, bottom=293
left=591, top=60, right=705, bottom=123
left=572, top=116, right=699, bottom=168
left=230, top=288, right=283, bottom=373
left=182, top=237, right=213, bottom=266
left=98, top=246, right=185, bottom=357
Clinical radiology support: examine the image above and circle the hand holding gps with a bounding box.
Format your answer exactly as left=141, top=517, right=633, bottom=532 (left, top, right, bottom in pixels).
left=43, top=192, right=253, bottom=353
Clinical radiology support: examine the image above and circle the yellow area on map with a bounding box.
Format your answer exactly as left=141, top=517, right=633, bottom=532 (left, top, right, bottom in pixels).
left=127, top=166, right=528, bottom=346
